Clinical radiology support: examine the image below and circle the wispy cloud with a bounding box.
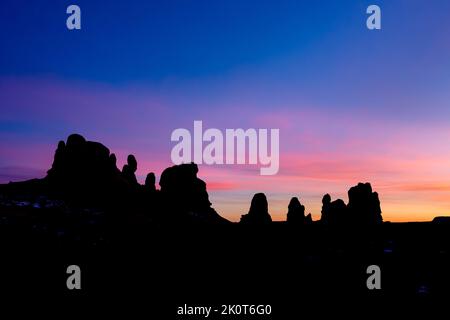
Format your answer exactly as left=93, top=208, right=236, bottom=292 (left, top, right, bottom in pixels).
left=1, top=76, right=450, bottom=222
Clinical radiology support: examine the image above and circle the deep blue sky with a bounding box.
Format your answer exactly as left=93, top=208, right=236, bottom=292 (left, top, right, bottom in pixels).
left=1, top=0, right=350, bottom=81
left=1, top=0, right=449, bottom=115
left=2, top=0, right=447, bottom=83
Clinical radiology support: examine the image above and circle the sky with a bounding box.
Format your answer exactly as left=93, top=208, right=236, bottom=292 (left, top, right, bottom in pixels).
left=1, top=0, right=450, bottom=222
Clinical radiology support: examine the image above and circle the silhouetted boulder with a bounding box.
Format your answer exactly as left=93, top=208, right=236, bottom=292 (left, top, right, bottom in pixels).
left=121, top=154, right=139, bottom=187
left=159, top=163, right=228, bottom=224
left=320, top=194, right=332, bottom=224
left=305, top=213, right=313, bottom=224
left=50, top=140, right=66, bottom=174
left=127, top=154, right=137, bottom=172
left=347, top=182, right=383, bottom=225
left=45, top=133, right=128, bottom=205
left=145, top=172, right=156, bottom=192
left=66, top=133, right=86, bottom=148
left=320, top=184, right=383, bottom=226
left=320, top=194, right=347, bottom=225
left=240, top=193, right=272, bottom=224
left=329, top=199, right=347, bottom=224
left=109, top=153, right=121, bottom=174
left=286, top=197, right=305, bottom=224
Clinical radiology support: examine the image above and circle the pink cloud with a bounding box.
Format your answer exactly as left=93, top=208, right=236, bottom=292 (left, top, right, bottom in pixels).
left=2, top=77, right=450, bottom=222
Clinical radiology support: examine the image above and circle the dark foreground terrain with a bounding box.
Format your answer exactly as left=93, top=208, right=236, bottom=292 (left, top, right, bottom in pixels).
left=1, top=203, right=449, bottom=316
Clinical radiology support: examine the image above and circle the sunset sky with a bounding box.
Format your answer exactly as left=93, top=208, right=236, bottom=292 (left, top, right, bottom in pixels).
left=1, top=0, right=450, bottom=221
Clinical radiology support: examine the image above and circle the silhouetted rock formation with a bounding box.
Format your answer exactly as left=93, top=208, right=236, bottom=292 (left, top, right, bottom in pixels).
left=320, top=183, right=383, bottom=226
left=122, top=154, right=139, bottom=188
left=45, top=133, right=127, bottom=204
left=305, top=213, right=313, bottom=224
left=109, top=153, right=121, bottom=174
left=347, top=183, right=383, bottom=225
left=159, top=163, right=228, bottom=224
left=240, top=193, right=272, bottom=224
left=320, top=193, right=332, bottom=224
left=1, top=134, right=230, bottom=225
left=286, top=197, right=305, bottom=224
left=145, top=172, right=156, bottom=192
left=320, top=194, right=347, bottom=225
left=0, top=134, right=388, bottom=228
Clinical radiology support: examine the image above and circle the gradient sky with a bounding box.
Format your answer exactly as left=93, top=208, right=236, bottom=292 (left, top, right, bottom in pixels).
left=1, top=0, right=450, bottom=221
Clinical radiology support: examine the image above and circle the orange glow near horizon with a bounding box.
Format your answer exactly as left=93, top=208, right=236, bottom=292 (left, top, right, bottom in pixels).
left=2, top=79, right=450, bottom=224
